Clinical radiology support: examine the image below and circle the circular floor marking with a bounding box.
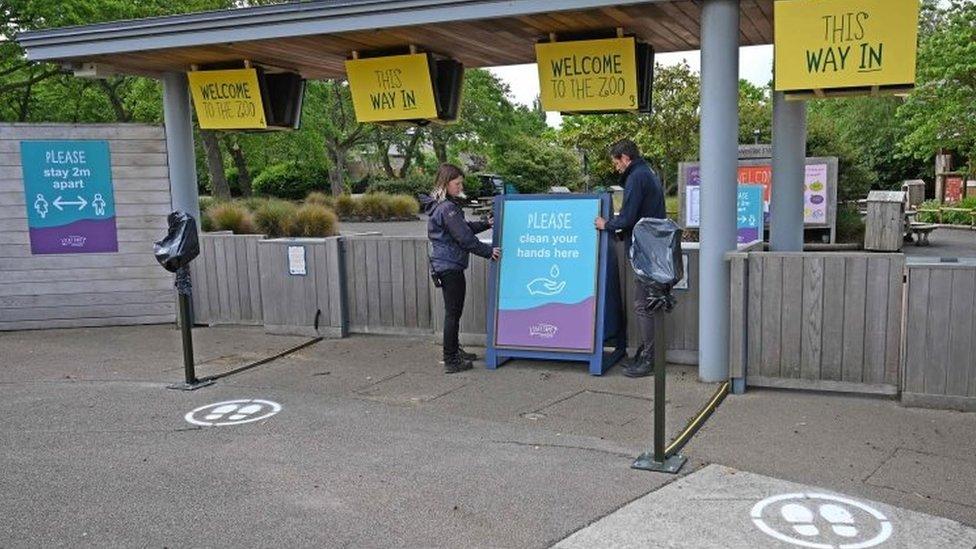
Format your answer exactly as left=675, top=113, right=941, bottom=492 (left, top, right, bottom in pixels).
left=185, top=399, right=282, bottom=426
left=751, top=492, right=893, bottom=549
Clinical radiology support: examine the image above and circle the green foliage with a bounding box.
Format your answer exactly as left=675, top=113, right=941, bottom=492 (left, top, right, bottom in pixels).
left=898, top=1, right=976, bottom=172
left=834, top=204, right=866, bottom=244
left=334, top=195, right=358, bottom=218
left=199, top=196, right=217, bottom=216
left=389, top=195, right=420, bottom=218
left=358, top=193, right=392, bottom=219
left=918, top=198, right=976, bottom=224
left=305, top=191, right=334, bottom=209
left=290, top=204, right=339, bottom=237
left=252, top=162, right=330, bottom=200
left=239, top=196, right=269, bottom=212
left=253, top=199, right=298, bottom=238
left=494, top=136, right=583, bottom=194
left=207, top=202, right=256, bottom=234
left=807, top=116, right=874, bottom=202
left=367, top=173, right=432, bottom=197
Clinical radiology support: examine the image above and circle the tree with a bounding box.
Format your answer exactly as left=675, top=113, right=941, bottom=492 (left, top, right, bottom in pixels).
left=301, top=80, right=372, bottom=196
left=897, top=0, right=976, bottom=173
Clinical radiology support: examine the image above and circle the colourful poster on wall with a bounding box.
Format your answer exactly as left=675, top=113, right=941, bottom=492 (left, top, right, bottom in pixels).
left=737, top=185, right=764, bottom=244
left=494, top=197, right=601, bottom=352
left=684, top=162, right=830, bottom=227
left=20, top=140, right=118, bottom=254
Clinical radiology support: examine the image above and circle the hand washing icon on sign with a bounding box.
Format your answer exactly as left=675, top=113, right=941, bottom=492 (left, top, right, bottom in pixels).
left=527, top=264, right=567, bottom=296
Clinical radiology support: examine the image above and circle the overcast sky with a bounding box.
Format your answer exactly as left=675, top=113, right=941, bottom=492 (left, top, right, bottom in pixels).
left=489, top=45, right=774, bottom=126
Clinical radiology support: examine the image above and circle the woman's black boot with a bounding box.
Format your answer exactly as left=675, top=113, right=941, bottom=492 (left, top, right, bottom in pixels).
left=444, top=352, right=473, bottom=374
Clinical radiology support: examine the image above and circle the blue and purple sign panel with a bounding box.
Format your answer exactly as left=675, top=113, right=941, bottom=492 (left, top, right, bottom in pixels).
left=494, top=197, right=601, bottom=353
left=20, top=140, right=118, bottom=255
left=737, top=185, right=764, bottom=244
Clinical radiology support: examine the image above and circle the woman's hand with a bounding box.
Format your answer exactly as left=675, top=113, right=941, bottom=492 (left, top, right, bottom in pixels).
left=491, top=247, right=501, bottom=261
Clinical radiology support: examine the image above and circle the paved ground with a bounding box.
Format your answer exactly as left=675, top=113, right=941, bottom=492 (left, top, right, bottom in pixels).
left=903, top=227, right=976, bottom=259
left=1, top=326, right=974, bottom=547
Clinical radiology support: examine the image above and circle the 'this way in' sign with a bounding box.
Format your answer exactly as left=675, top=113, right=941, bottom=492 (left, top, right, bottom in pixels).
left=346, top=54, right=439, bottom=123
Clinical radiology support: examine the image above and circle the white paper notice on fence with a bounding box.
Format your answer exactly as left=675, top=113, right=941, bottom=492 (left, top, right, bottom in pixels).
left=288, top=245, right=307, bottom=276
left=675, top=254, right=689, bottom=290
left=686, top=187, right=701, bottom=227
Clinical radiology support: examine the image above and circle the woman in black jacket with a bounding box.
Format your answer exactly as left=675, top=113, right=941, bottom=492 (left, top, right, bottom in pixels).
left=419, top=164, right=500, bottom=373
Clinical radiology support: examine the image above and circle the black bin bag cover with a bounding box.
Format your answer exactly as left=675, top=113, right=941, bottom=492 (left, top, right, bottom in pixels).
left=629, top=217, right=683, bottom=313
left=154, top=211, right=200, bottom=273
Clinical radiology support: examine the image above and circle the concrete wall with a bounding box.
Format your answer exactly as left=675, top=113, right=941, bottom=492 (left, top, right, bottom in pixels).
left=0, top=124, right=173, bottom=331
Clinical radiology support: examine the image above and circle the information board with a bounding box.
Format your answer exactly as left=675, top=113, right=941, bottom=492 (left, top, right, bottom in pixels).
left=346, top=54, right=439, bottom=123
left=774, top=0, right=919, bottom=93
left=683, top=161, right=832, bottom=228
left=20, top=140, right=118, bottom=254
left=187, top=69, right=267, bottom=130
left=737, top=185, right=764, bottom=244
left=536, top=37, right=639, bottom=113
left=494, top=197, right=601, bottom=352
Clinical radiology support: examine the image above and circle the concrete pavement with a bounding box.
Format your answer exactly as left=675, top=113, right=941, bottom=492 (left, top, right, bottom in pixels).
left=1, top=325, right=974, bottom=547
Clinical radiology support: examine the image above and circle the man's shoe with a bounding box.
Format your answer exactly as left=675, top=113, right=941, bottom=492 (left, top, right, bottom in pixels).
left=459, top=347, right=479, bottom=361
left=444, top=353, right=473, bottom=374
left=624, top=352, right=654, bottom=378
left=628, top=345, right=644, bottom=368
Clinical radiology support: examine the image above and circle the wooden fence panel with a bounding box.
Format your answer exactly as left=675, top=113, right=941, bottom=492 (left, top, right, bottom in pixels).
left=190, top=233, right=264, bottom=326
left=902, top=262, right=976, bottom=411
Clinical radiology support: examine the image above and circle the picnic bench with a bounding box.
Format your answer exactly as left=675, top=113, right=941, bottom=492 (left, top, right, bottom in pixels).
left=907, top=222, right=938, bottom=246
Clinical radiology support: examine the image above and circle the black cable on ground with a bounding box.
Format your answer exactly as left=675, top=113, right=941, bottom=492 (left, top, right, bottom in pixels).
left=205, top=337, right=323, bottom=381
left=665, top=381, right=730, bottom=457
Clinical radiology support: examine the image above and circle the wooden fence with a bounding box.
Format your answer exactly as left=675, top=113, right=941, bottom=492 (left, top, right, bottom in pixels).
left=0, top=123, right=174, bottom=331
left=730, top=252, right=905, bottom=394
left=257, top=238, right=346, bottom=337
left=902, top=260, right=976, bottom=412
left=190, top=233, right=264, bottom=326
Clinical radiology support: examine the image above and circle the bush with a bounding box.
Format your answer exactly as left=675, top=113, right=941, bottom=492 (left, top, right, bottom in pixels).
left=290, top=204, right=339, bottom=237
left=390, top=195, right=420, bottom=218
left=305, top=191, right=334, bottom=209
left=239, top=196, right=269, bottom=212
left=207, top=201, right=256, bottom=234
left=918, top=197, right=976, bottom=225
left=367, top=173, right=432, bottom=197
left=254, top=199, right=298, bottom=238
left=199, top=196, right=217, bottom=216
left=335, top=194, right=359, bottom=218
left=835, top=203, right=865, bottom=244
left=494, top=136, right=583, bottom=194
left=359, top=193, right=392, bottom=218
left=252, top=162, right=329, bottom=200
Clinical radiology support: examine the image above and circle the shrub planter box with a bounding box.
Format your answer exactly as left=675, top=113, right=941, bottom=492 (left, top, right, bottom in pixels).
left=257, top=237, right=347, bottom=338
left=191, top=233, right=266, bottom=326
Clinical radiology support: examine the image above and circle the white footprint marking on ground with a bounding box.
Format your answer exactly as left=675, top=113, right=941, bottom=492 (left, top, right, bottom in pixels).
left=205, top=404, right=239, bottom=421
left=820, top=503, right=858, bottom=537
left=781, top=503, right=819, bottom=537
left=228, top=403, right=263, bottom=421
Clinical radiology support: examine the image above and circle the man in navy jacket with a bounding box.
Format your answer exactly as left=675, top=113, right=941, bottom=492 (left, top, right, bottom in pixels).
left=595, top=139, right=666, bottom=377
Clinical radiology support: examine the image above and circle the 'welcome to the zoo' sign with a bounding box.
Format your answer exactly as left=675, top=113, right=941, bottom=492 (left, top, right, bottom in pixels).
left=774, top=0, right=919, bottom=94
left=536, top=37, right=639, bottom=113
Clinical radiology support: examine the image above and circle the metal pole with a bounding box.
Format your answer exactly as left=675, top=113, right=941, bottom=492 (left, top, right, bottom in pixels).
left=178, top=291, right=197, bottom=384
left=161, top=72, right=200, bottom=225
left=653, top=315, right=667, bottom=463
left=770, top=91, right=807, bottom=251
left=698, top=0, right=740, bottom=382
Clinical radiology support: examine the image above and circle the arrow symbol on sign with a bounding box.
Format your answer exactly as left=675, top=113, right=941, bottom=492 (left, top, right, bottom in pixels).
left=53, top=195, right=88, bottom=211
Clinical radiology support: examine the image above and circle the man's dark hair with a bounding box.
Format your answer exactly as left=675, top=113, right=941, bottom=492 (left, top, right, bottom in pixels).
left=609, top=139, right=641, bottom=160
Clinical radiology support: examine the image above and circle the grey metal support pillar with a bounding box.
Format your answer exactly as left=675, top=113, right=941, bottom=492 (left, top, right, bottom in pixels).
left=162, top=72, right=200, bottom=224
left=770, top=92, right=807, bottom=251
left=698, top=0, right=739, bottom=383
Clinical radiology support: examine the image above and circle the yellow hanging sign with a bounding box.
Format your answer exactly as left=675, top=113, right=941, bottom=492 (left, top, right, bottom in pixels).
left=774, top=0, right=919, bottom=93
left=187, top=69, right=267, bottom=129
left=346, top=54, right=439, bottom=123
left=536, top=37, right=639, bottom=112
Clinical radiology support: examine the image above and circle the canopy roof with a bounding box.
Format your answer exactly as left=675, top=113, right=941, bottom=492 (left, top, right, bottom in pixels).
left=17, top=0, right=772, bottom=79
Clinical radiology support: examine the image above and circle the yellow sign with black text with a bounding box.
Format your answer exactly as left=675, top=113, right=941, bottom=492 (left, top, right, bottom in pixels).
left=187, top=69, right=266, bottom=129
left=536, top=37, right=639, bottom=112
left=774, top=0, right=919, bottom=93
left=346, top=54, right=439, bottom=123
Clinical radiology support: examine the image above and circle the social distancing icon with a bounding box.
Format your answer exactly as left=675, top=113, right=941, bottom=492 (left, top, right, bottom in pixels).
left=185, top=399, right=281, bottom=426
left=751, top=493, right=893, bottom=549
